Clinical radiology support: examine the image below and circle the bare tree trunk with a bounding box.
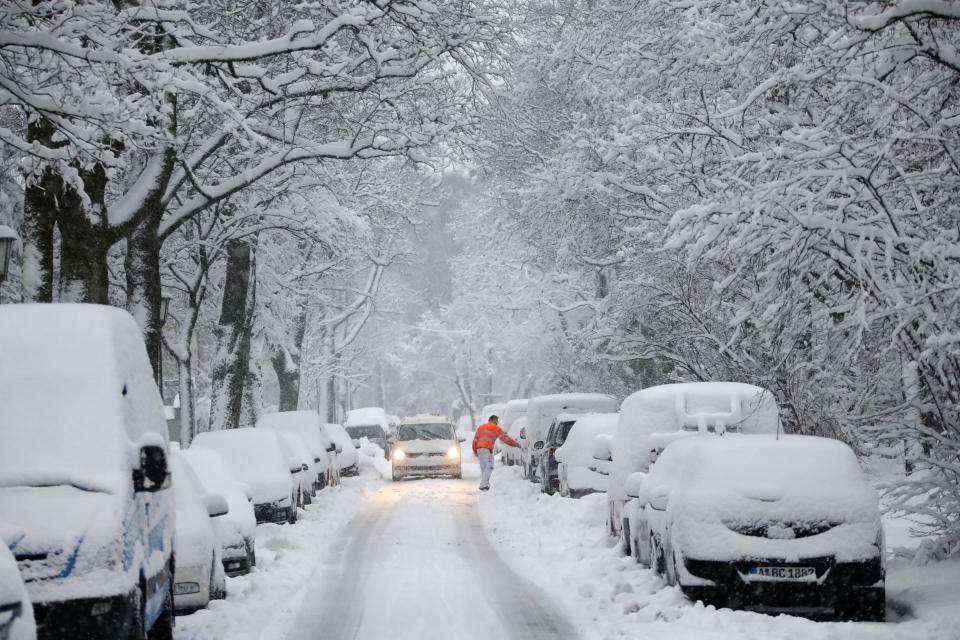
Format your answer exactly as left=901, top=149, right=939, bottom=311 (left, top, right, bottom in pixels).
left=209, top=237, right=258, bottom=430
left=178, top=360, right=196, bottom=445
left=270, top=308, right=307, bottom=411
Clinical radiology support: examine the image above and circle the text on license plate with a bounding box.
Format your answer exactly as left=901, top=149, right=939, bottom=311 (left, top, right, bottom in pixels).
left=750, top=566, right=816, bottom=580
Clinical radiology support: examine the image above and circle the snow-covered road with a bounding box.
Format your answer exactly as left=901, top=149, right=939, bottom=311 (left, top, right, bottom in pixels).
left=288, top=478, right=578, bottom=640
left=176, top=458, right=960, bottom=640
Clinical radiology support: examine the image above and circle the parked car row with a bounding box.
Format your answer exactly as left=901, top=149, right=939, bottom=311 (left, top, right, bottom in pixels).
left=504, top=381, right=887, bottom=622
left=0, top=304, right=361, bottom=640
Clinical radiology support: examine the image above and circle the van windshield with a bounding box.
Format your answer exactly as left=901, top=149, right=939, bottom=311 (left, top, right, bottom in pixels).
left=346, top=425, right=385, bottom=440
left=398, top=424, right=455, bottom=441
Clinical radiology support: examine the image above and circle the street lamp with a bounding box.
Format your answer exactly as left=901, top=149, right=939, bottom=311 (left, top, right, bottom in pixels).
left=0, top=225, right=17, bottom=285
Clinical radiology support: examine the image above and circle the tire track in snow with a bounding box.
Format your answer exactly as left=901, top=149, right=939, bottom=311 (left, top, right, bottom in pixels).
left=289, top=479, right=578, bottom=640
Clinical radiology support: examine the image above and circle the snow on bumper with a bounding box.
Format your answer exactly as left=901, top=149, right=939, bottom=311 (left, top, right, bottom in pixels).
left=392, top=457, right=461, bottom=476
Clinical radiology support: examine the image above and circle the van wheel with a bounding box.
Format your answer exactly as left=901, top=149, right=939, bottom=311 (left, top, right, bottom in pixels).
left=147, top=582, right=174, bottom=640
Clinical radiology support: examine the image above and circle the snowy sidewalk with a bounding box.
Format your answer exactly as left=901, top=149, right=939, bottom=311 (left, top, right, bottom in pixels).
left=478, top=466, right=960, bottom=640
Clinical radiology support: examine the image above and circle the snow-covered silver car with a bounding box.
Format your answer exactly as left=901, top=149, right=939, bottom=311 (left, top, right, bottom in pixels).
left=391, top=417, right=463, bottom=480
left=624, top=434, right=885, bottom=621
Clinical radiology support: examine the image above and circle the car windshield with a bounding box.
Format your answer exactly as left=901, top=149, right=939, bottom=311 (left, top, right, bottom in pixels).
left=398, top=424, right=455, bottom=441
left=346, top=425, right=385, bottom=439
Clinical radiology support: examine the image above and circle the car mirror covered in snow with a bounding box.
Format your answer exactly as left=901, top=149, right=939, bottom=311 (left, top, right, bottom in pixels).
left=591, top=434, right=613, bottom=462
left=648, top=485, right=670, bottom=511
left=134, top=444, right=170, bottom=492
left=625, top=472, right=647, bottom=499
left=533, top=440, right=545, bottom=450
left=204, top=493, right=230, bottom=518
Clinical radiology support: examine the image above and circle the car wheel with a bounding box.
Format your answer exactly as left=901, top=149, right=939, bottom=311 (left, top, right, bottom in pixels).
left=391, top=466, right=401, bottom=481
left=147, top=579, right=174, bottom=640
left=620, top=519, right=632, bottom=556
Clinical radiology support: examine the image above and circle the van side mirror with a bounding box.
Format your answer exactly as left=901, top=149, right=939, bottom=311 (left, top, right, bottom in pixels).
left=458, top=436, right=466, bottom=443
left=205, top=493, right=230, bottom=518
left=301, top=463, right=309, bottom=472
left=519, top=427, right=526, bottom=439
left=288, top=458, right=303, bottom=473
left=134, top=445, right=170, bottom=492
left=326, top=442, right=337, bottom=453
left=533, top=440, right=544, bottom=450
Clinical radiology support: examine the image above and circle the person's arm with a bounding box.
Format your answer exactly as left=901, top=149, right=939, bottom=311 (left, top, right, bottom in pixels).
left=472, top=429, right=480, bottom=456
left=498, top=427, right=519, bottom=448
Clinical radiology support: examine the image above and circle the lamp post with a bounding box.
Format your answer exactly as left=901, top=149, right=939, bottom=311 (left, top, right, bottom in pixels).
left=0, top=225, right=17, bottom=287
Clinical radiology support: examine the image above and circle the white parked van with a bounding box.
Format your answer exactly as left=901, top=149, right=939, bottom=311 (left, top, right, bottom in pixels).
left=258, top=411, right=339, bottom=492
left=344, top=407, right=390, bottom=451
left=0, top=304, right=176, bottom=639
left=604, top=382, right=780, bottom=540
left=520, top=393, right=619, bottom=482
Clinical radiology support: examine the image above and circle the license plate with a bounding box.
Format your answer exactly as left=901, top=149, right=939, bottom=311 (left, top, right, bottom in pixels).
left=749, top=566, right=816, bottom=581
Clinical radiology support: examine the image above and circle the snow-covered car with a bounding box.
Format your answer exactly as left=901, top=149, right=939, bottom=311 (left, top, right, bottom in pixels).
left=0, top=527, right=35, bottom=640
left=537, top=413, right=583, bottom=495
left=0, top=304, right=176, bottom=639
left=276, top=431, right=314, bottom=507
left=624, top=434, right=885, bottom=620
left=497, top=399, right=528, bottom=466
left=344, top=407, right=390, bottom=452
left=391, top=417, right=463, bottom=481
left=521, top=393, right=619, bottom=482
left=608, top=382, right=780, bottom=540
left=193, top=428, right=298, bottom=524
left=556, top=413, right=619, bottom=498
left=325, top=423, right=359, bottom=476
left=258, top=410, right=339, bottom=492
left=179, top=446, right=257, bottom=577
left=170, top=451, right=227, bottom=612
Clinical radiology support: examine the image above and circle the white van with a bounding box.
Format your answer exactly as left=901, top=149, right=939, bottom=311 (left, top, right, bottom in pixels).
left=498, top=399, right=528, bottom=466
left=258, top=411, right=340, bottom=491
left=0, top=304, right=176, bottom=639
left=520, top=393, right=619, bottom=482
left=603, top=382, right=780, bottom=540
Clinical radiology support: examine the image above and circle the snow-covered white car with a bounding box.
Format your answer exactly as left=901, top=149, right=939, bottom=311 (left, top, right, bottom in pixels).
left=344, top=407, right=390, bottom=451
left=258, top=411, right=339, bottom=492
left=608, top=382, right=780, bottom=540
left=170, top=451, right=227, bottom=612
left=276, top=431, right=315, bottom=507
left=179, top=446, right=257, bottom=577
left=193, top=428, right=298, bottom=524
left=498, top=399, right=528, bottom=466
left=391, top=417, right=463, bottom=481
left=325, top=423, right=359, bottom=476
left=624, top=434, right=885, bottom=621
left=0, top=527, right=35, bottom=640
left=0, top=304, right=176, bottom=639
left=521, top=393, right=619, bottom=482
left=555, top=413, right=618, bottom=498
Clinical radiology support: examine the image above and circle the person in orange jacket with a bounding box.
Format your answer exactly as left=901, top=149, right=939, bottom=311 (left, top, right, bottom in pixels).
left=472, top=415, right=519, bottom=491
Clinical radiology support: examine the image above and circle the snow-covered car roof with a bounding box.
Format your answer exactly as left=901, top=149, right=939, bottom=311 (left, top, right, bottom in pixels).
left=257, top=411, right=325, bottom=458
left=193, top=428, right=291, bottom=503
left=179, top=445, right=256, bottom=545
left=480, top=403, right=506, bottom=418
left=528, top=393, right=618, bottom=410
left=277, top=431, right=312, bottom=465
left=0, top=303, right=167, bottom=496
left=556, top=413, right=619, bottom=465
left=345, top=407, right=389, bottom=427
left=667, top=434, right=877, bottom=524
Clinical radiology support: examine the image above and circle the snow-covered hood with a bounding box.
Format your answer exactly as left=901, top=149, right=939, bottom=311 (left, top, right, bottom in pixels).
left=394, top=439, right=456, bottom=455
left=0, top=485, right=121, bottom=583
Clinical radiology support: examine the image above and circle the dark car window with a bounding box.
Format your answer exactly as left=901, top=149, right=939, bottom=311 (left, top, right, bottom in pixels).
left=556, top=420, right=577, bottom=445
left=346, top=425, right=386, bottom=439
left=398, top=423, right=455, bottom=441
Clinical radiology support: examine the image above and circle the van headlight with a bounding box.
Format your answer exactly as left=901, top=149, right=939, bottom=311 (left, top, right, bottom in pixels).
left=393, top=449, right=406, bottom=461
left=447, top=446, right=460, bottom=459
